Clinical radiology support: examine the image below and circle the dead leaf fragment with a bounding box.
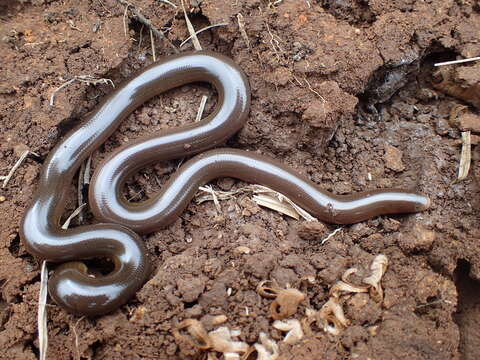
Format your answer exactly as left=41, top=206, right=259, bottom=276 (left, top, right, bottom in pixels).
left=252, top=332, right=279, bottom=360
left=457, top=131, right=471, bottom=181
left=173, top=319, right=211, bottom=350
left=329, top=268, right=369, bottom=298
left=256, top=280, right=305, bottom=319
left=363, top=254, right=389, bottom=302
left=209, top=327, right=249, bottom=355
left=272, top=319, right=304, bottom=344
left=270, top=288, right=305, bottom=320
left=318, top=297, right=350, bottom=335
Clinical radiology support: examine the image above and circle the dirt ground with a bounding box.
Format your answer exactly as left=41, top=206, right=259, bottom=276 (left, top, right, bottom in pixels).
left=1, top=0, right=479, bottom=359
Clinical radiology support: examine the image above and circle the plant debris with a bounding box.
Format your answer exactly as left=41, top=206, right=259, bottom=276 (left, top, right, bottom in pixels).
left=196, top=184, right=317, bottom=221
left=363, top=254, right=389, bottom=302
left=244, top=332, right=279, bottom=360
left=173, top=320, right=248, bottom=359
left=38, top=261, right=48, bottom=360
left=457, top=131, right=472, bottom=181
left=272, top=319, right=304, bottom=344
left=1, top=150, right=38, bottom=188
left=173, top=319, right=212, bottom=350
left=256, top=280, right=305, bottom=320
left=302, top=254, right=389, bottom=336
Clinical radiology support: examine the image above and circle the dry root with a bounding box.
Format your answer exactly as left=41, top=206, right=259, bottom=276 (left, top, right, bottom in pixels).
left=257, top=280, right=305, bottom=320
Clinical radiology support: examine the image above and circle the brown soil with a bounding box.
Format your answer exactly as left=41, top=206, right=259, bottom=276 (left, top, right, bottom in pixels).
left=1, top=0, right=479, bottom=359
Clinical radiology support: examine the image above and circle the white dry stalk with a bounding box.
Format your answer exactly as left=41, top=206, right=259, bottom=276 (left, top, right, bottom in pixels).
left=236, top=14, right=250, bottom=49
left=458, top=131, right=471, bottom=181
left=195, top=95, right=208, bottom=122
left=434, top=56, right=480, bottom=67
left=252, top=185, right=317, bottom=221
left=200, top=185, right=221, bottom=212
left=123, top=3, right=131, bottom=38
left=181, top=0, right=202, bottom=51
left=159, top=0, right=177, bottom=8
left=83, top=156, right=92, bottom=185
left=252, top=194, right=300, bottom=220
left=50, top=75, right=115, bottom=106
left=196, top=185, right=254, bottom=203
left=150, top=28, right=157, bottom=62
left=61, top=203, right=87, bottom=230
left=77, top=156, right=92, bottom=223
left=265, top=22, right=283, bottom=60
left=72, top=316, right=85, bottom=360
left=38, top=177, right=86, bottom=360
left=67, top=20, right=82, bottom=32
left=2, top=150, right=37, bottom=188
left=268, top=0, right=283, bottom=8
left=321, top=227, right=343, bottom=244
left=38, top=261, right=48, bottom=360
left=196, top=184, right=316, bottom=221
left=180, top=23, right=229, bottom=48
left=78, top=160, right=86, bottom=213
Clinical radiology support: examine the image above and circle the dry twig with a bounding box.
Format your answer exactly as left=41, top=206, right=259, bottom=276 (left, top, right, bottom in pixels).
left=196, top=95, right=208, bottom=122
left=150, top=28, right=156, bottom=62
left=50, top=75, right=114, bottom=106
left=61, top=204, right=87, bottom=230
left=180, top=23, right=229, bottom=48
left=181, top=0, right=202, bottom=50
left=116, top=0, right=179, bottom=53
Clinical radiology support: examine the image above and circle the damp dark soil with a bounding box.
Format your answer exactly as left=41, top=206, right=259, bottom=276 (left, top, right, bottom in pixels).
left=1, top=0, right=479, bottom=359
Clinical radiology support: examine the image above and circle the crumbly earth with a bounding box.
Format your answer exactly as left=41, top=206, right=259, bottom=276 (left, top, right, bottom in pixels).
left=0, top=0, right=479, bottom=359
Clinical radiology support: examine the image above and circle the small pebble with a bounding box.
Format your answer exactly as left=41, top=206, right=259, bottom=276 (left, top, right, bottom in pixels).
left=384, top=145, right=405, bottom=172
left=0, top=196, right=5, bottom=202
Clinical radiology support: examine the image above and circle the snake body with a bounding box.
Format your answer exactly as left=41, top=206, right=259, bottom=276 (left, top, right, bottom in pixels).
left=21, top=51, right=429, bottom=316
